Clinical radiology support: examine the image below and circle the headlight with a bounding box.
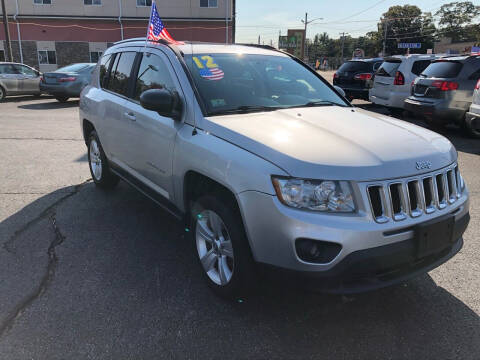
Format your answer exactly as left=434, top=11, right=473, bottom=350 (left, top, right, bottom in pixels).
left=272, top=177, right=355, bottom=212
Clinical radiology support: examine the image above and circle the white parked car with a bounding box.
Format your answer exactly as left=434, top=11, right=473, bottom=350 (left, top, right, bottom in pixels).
left=369, top=54, right=442, bottom=112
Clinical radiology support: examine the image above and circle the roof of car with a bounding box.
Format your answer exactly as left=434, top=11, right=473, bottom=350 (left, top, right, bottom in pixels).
left=113, top=38, right=289, bottom=57
left=347, top=57, right=383, bottom=62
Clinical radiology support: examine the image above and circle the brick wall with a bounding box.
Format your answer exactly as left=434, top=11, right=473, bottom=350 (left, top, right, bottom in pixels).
left=3, top=41, right=38, bottom=69
left=55, top=42, right=90, bottom=68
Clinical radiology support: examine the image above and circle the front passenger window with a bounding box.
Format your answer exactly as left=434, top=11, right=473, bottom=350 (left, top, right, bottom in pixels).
left=133, top=53, right=176, bottom=101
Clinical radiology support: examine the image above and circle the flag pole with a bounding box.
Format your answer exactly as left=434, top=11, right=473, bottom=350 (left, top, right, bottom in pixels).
left=144, top=0, right=154, bottom=53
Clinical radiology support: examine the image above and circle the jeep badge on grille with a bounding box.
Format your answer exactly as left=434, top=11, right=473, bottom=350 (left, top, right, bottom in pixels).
left=416, top=161, right=432, bottom=170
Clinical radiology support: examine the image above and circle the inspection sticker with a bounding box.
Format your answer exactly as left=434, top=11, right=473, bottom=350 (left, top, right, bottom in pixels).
left=193, top=55, right=224, bottom=81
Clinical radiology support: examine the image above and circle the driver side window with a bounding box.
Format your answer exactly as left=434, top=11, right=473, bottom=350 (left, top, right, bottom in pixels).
left=133, top=53, right=176, bottom=101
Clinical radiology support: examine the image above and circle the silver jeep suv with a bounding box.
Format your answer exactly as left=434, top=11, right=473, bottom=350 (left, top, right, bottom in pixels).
left=80, top=39, right=470, bottom=297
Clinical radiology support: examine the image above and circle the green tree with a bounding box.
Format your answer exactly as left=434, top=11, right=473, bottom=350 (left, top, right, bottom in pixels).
left=435, top=1, right=480, bottom=42
left=378, top=5, right=437, bottom=55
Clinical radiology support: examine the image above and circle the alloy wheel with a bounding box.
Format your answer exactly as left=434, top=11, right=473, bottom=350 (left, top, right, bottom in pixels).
left=89, top=138, right=103, bottom=181
left=195, top=210, right=234, bottom=286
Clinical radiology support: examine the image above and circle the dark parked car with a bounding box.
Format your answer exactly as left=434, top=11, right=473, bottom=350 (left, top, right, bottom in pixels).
left=405, top=55, right=480, bottom=136
left=333, top=58, right=383, bottom=100
left=40, top=63, right=96, bottom=102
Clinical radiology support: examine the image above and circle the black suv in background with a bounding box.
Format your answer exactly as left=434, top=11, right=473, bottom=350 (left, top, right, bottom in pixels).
left=333, top=58, right=383, bottom=100
left=405, top=55, right=480, bottom=136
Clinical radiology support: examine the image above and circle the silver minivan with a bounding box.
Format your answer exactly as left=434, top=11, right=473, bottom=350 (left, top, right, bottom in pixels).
left=80, top=39, right=470, bottom=298
left=0, top=62, right=42, bottom=100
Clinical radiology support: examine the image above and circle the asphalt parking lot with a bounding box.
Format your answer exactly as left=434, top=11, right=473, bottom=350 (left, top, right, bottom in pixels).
left=0, top=95, right=479, bottom=359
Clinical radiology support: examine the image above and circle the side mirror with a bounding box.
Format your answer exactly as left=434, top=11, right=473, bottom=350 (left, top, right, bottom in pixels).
left=139, top=88, right=182, bottom=120
left=334, top=85, right=346, bottom=98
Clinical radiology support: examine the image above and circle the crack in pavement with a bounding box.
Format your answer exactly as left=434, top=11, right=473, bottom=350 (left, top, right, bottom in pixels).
left=3, top=179, right=91, bottom=255
left=0, top=179, right=91, bottom=339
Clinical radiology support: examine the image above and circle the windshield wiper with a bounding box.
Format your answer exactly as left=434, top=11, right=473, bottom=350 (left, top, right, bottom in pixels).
left=208, top=105, right=283, bottom=116
left=300, top=100, right=346, bottom=108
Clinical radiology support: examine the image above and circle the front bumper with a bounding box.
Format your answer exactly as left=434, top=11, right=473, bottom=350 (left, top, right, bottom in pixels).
left=238, top=187, right=469, bottom=293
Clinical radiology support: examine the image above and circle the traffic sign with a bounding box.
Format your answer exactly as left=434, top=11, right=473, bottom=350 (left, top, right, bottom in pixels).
left=398, top=43, right=421, bottom=49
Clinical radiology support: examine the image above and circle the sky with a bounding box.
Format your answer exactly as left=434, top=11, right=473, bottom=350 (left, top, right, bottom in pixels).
left=235, top=0, right=480, bottom=46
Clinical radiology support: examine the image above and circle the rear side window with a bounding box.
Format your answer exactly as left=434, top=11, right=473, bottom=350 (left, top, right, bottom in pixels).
left=411, top=60, right=431, bottom=76
left=422, top=61, right=463, bottom=78
left=108, top=52, right=137, bottom=96
left=0, top=64, right=18, bottom=74
left=338, top=61, right=371, bottom=72
left=133, top=52, right=176, bottom=101
left=99, top=54, right=113, bottom=89
left=376, top=61, right=400, bottom=77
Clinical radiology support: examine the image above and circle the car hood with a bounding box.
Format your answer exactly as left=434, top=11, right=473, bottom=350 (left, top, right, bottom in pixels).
left=203, top=107, right=456, bottom=181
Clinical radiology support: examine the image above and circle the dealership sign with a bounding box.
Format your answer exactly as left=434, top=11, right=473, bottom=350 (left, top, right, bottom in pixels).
left=398, top=43, right=422, bottom=49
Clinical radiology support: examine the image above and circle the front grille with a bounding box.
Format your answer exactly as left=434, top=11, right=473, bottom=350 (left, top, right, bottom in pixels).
left=367, top=165, right=462, bottom=223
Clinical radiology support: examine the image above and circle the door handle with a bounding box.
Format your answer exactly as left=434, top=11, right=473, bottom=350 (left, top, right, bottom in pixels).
left=124, top=112, right=136, bottom=121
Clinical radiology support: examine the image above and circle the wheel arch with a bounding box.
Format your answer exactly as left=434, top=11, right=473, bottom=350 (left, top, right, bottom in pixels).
left=82, top=119, right=95, bottom=145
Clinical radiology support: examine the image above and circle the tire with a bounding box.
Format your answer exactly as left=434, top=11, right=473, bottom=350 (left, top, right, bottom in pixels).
left=191, top=194, right=256, bottom=299
left=0, top=86, right=5, bottom=101
left=462, top=116, right=480, bottom=139
left=87, top=130, right=119, bottom=189
left=55, top=96, right=69, bottom=103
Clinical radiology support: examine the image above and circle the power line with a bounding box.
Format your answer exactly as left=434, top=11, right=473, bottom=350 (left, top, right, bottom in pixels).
left=335, top=0, right=389, bottom=23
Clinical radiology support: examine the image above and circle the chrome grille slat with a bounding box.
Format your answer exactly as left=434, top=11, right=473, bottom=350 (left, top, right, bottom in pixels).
left=367, top=165, right=462, bottom=223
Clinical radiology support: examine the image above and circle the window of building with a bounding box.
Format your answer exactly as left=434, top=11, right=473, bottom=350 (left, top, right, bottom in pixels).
left=200, top=0, right=218, bottom=8
left=38, top=50, right=57, bottom=65
left=108, top=52, right=137, bottom=97
left=0, top=50, right=5, bottom=62
left=33, top=0, right=52, bottom=4
left=84, top=0, right=101, bottom=5
left=137, top=0, right=152, bottom=6
left=134, top=53, right=175, bottom=101
left=90, top=51, right=102, bottom=63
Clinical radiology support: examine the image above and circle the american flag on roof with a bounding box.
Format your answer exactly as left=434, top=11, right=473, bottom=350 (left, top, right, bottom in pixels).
left=147, top=1, right=183, bottom=45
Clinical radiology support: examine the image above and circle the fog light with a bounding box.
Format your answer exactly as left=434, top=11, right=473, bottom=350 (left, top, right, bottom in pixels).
left=295, top=239, right=342, bottom=264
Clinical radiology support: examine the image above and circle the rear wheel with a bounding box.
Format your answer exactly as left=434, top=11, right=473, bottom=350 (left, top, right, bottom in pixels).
left=191, top=195, right=255, bottom=299
left=87, top=131, right=119, bottom=189
left=463, top=116, right=480, bottom=139
left=55, top=96, right=69, bottom=103
left=0, top=86, right=5, bottom=101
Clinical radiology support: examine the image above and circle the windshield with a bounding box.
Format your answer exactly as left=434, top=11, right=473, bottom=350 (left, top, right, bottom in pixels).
left=421, top=61, right=463, bottom=78
left=55, top=63, right=93, bottom=73
left=185, top=53, right=348, bottom=115
left=376, top=61, right=400, bottom=77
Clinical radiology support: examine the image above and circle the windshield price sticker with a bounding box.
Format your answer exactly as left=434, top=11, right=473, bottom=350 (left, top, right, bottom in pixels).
left=193, top=55, right=225, bottom=81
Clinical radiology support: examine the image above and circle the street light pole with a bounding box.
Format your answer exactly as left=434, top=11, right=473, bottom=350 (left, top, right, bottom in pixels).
left=301, top=13, right=323, bottom=62
left=1, top=0, right=13, bottom=62
left=340, top=32, right=348, bottom=64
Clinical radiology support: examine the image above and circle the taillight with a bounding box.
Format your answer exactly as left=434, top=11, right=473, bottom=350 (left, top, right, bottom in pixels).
left=333, top=72, right=338, bottom=80
left=432, top=81, right=459, bottom=91
left=475, top=79, right=480, bottom=90
left=394, top=71, right=405, bottom=85
left=40, top=76, right=44, bottom=82
left=354, top=73, right=373, bottom=80
left=58, top=77, right=77, bottom=82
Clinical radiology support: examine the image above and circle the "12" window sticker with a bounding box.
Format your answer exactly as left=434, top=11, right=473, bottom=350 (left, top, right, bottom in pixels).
left=193, top=55, right=225, bottom=81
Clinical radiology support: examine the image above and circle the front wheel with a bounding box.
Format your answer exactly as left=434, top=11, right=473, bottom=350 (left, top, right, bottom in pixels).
left=0, top=86, right=5, bottom=101
left=192, top=195, right=255, bottom=299
left=87, top=131, right=119, bottom=189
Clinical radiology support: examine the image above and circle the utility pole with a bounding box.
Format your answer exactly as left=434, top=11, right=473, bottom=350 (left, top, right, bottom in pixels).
left=382, top=19, right=388, bottom=56
left=301, top=13, right=323, bottom=62
left=1, top=0, right=13, bottom=62
left=258, top=35, right=260, bottom=45
left=339, top=32, right=348, bottom=64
